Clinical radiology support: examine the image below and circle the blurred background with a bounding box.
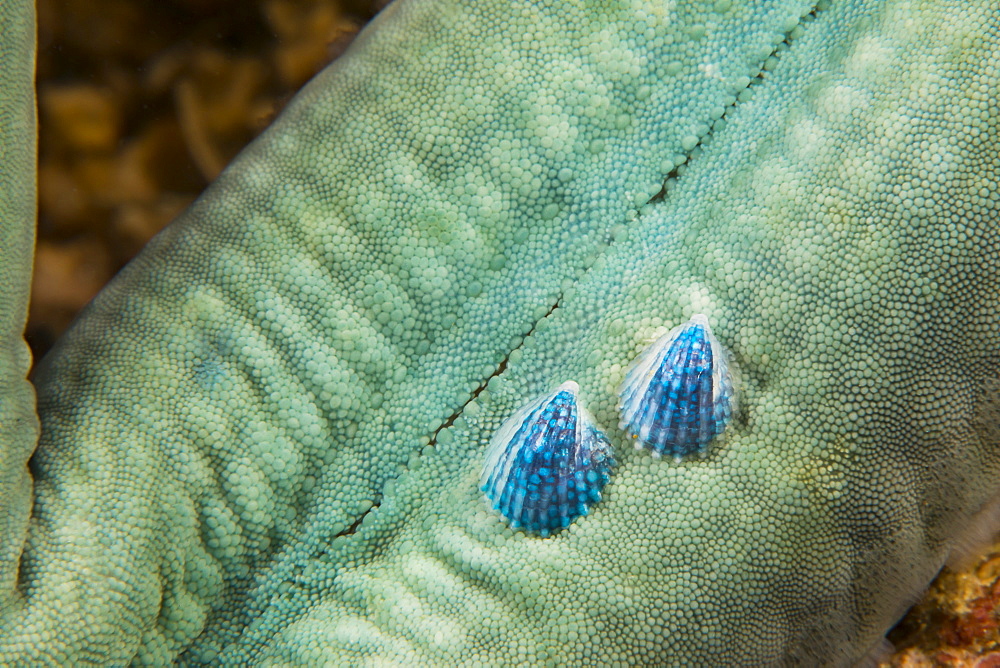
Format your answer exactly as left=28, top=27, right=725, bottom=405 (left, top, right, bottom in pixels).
left=29, top=1, right=1000, bottom=663
left=30, top=0, right=380, bottom=360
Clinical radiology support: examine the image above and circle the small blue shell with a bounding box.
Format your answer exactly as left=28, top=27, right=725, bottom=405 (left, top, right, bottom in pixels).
left=481, top=381, right=614, bottom=537
left=617, top=314, right=736, bottom=459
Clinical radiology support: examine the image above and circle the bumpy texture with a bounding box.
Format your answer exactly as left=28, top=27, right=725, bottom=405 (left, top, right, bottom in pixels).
left=1, top=0, right=999, bottom=664
left=0, top=0, right=37, bottom=621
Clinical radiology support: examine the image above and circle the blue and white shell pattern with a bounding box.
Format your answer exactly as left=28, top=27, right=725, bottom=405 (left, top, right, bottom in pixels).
left=617, top=314, right=736, bottom=459
left=481, top=381, right=614, bottom=537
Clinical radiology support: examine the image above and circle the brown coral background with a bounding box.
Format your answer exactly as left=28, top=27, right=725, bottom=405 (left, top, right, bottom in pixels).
left=31, top=0, right=381, bottom=358
left=30, top=0, right=1000, bottom=663
left=889, top=545, right=1000, bottom=667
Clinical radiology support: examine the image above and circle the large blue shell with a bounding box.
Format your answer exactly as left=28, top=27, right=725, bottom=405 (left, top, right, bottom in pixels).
left=481, top=381, right=614, bottom=537
left=617, top=314, right=736, bottom=459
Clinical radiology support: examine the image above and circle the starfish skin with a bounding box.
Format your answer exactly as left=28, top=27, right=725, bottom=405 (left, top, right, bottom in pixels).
left=1, top=0, right=1000, bottom=665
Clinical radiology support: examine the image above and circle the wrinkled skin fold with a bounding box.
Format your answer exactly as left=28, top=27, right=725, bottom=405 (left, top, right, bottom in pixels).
left=1, top=0, right=999, bottom=665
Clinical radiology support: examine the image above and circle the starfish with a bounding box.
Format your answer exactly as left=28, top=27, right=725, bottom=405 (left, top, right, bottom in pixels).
left=1, top=0, right=998, bottom=663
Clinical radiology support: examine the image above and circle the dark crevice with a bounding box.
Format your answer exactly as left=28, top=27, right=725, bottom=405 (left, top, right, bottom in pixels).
left=321, top=294, right=563, bottom=546
left=333, top=501, right=378, bottom=539
left=645, top=0, right=827, bottom=207
left=323, top=294, right=563, bottom=545
left=647, top=163, right=683, bottom=205
left=428, top=293, right=563, bottom=448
